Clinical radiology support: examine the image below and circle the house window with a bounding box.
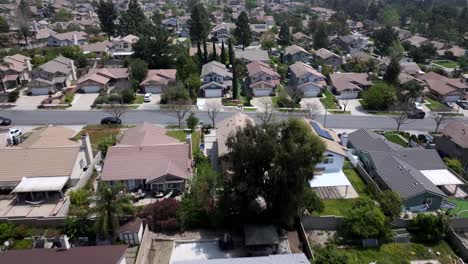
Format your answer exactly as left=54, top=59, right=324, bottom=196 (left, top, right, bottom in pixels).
left=123, top=43, right=129, bottom=49
left=252, top=76, right=256, bottom=81
left=266, top=76, right=271, bottom=81
left=422, top=198, right=433, bottom=205
left=167, top=182, right=182, bottom=190
left=323, top=154, right=334, bottom=164
left=79, top=159, right=85, bottom=169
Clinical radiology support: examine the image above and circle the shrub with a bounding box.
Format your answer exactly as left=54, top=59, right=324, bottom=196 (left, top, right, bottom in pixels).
left=8, top=89, right=19, bottom=102
left=13, top=225, right=29, bottom=239
left=98, top=135, right=117, bottom=157
left=139, top=198, right=181, bottom=232
left=410, top=214, right=448, bottom=243
left=444, top=157, right=464, bottom=175
left=120, top=88, right=136, bottom=104
left=186, top=112, right=199, bottom=131
left=361, top=83, right=397, bottom=110
left=64, top=93, right=74, bottom=103
left=0, top=223, right=16, bottom=242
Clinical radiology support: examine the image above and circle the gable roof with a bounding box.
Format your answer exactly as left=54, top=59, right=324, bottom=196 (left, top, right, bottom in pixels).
left=440, top=120, right=468, bottom=148
left=329, top=73, right=372, bottom=92
left=0, top=54, right=31, bottom=72
left=419, top=71, right=467, bottom=96
left=78, top=73, right=110, bottom=85
left=37, top=56, right=73, bottom=74
left=88, top=67, right=129, bottom=80
left=49, top=31, right=88, bottom=41
left=284, top=45, right=310, bottom=56
left=289, top=62, right=324, bottom=78
left=305, top=120, right=346, bottom=156
left=217, top=113, right=255, bottom=157
left=119, top=122, right=180, bottom=146
left=348, top=129, right=399, bottom=152
left=201, top=61, right=232, bottom=78
left=235, top=49, right=270, bottom=62
left=140, top=69, right=177, bottom=85
left=314, top=48, right=341, bottom=60
left=246, top=61, right=279, bottom=77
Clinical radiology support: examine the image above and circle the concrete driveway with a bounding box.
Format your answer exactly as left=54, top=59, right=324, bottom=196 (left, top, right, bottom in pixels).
left=197, top=98, right=222, bottom=111
left=299, top=98, right=326, bottom=114
left=13, top=93, right=48, bottom=110
left=251, top=97, right=274, bottom=111
left=138, top=94, right=160, bottom=110
left=68, top=93, right=99, bottom=110
left=340, top=99, right=370, bottom=116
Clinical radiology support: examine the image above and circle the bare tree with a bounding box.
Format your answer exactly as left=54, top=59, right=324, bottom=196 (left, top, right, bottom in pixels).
left=257, top=97, right=276, bottom=126
left=303, top=101, right=321, bottom=120
left=105, top=103, right=129, bottom=120
left=206, top=101, right=221, bottom=128
left=340, top=99, right=349, bottom=112
left=390, top=103, right=414, bottom=132
left=285, top=85, right=303, bottom=111
left=434, top=110, right=451, bottom=133
left=170, top=98, right=192, bottom=128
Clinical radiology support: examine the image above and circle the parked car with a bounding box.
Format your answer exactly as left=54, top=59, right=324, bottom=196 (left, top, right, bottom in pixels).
left=8, top=128, right=22, bottom=138
left=407, top=110, right=425, bottom=119
left=444, top=101, right=455, bottom=108
left=0, top=116, right=11, bottom=126
left=144, top=93, right=152, bottom=103
left=100, top=117, right=122, bottom=125
left=457, top=100, right=468, bottom=110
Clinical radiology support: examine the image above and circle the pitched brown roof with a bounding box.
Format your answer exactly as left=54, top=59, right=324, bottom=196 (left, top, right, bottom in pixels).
left=19, top=126, right=80, bottom=149
left=88, top=67, right=129, bottom=80
left=119, top=122, right=180, bottom=146
left=216, top=113, right=255, bottom=157
left=140, top=69, right=177, bottom=86
left=420, top=71, right=467, bottom=96
left=330, top=72, right=372, bottom=92
left=246, top=61, right=279, bottom=78
left=284, top=45, right=310, bottom=56
left=77, top=73, right=110, bottom=85
left=440, top=121, right=468, bottom=148
left=314, top=48, right=341, bottom=60
left=289, top=62, right=324, bottom=78
left=0, top=245, right=127, bottom=264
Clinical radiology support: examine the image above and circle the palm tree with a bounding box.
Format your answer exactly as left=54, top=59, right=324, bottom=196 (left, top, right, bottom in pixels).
left=94, top=182, right=134, bottom=242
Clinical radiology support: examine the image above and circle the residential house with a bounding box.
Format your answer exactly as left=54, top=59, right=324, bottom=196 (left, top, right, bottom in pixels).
left=313, top=48, right=343, bottom=70
left=210, top=23, right=233, bottom=43
left=419, top=71, right=467, bottom=102
left=437, top=46, right=467, bottom=59
left=235, top=49, right=270, bottom=63
left=200, top=61, right=233, bottom=98
left=77, top=67, right=129, bottom=93
left=292, top=32, right=313, bottom=47
left=0, top=126, right=94, bottom=203
left=47, top=31, right=88, bottom=47
left=346, top=19, right=364, bottom=31
left=101, top=122, right=193, bottom=192
left=331, top=34, right=372, bottom=54
left=28, top=56, right=77, bottom=95
left=0, top=54, right=32, bottom=90
left=247, top=61, right=280, bottom=97
left=82, top=41, right=112, bottom=57
left=110, top=34, right=139, bottom=58
left=0, top=245, right=128, bottom=264
left=310, top=7, right=336, bottom=21
left=348, top=129, right=464, bottom=211
left=140, top=69, right=177, bottom=94
left=289, top=62, right=325, bottom=97
left=32, top=27, right=58, bottom=47
left=434, top=121, right=468, bottom=174
left=250, top=24, right=269, bottom=42
left=306, top=120, right=355, bottom=199
left=329, top=72, right=372, bottom=99
left=161, top=17, right=178, bottom=32
left=283, top=45, right=312, bottom=63
left=400, top=62, right=423, bottom=76
left=404, top=35, right=429, bottom=48
left=393, top=27, right=412, bottom=41
left=172, top=253, right=308, bottom=264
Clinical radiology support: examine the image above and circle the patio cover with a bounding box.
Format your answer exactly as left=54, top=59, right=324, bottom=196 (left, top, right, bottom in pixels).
left=420, top=169, right=464, bottom=186
left=11, top=176, right=69, bottom=193
left=309, top=170, right=352, bottom=188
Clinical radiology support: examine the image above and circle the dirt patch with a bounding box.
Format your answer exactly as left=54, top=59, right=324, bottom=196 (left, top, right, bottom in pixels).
left=151, top=240, right=174, bottom=264
left=307, top=230, right=336, bottom=247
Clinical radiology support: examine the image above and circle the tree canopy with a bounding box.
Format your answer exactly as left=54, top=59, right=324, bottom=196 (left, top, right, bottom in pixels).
left=188, top=3, right=210, bottom=42
left=97, top=0, right=118, bottom=40
left=361, top=82, right=397, bottom=111
left=234, top=12, right=252, bottom=49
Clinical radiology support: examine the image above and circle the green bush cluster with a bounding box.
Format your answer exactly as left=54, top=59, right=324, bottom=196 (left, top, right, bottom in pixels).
left=8, top=89, right=20, bottom=102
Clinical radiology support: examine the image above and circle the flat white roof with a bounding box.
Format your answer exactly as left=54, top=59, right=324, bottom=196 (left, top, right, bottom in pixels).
left=12, top=176, right=69, bottom=193
left=420, top=169, right=464, bottom=186
left=309, top=170, right=352, bottom=188
left=170, top=240, right=243, bottom=264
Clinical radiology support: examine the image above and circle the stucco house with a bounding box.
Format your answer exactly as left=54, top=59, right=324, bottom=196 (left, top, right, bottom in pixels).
left=419, top=71, right=467, bottom=103
left=247, top=61, right=280, bottom=97
left=28, top=56, right=77, bottom=95
left=101, top=123, right=193, bottom=193
left=313, top=48, right=343, bottom=70
left=288, top=62, right=325, bottom=97
left=329, top=72, right=372, bottom=99
left=200, top=61, right=232, bottom=98
left=283, top=45, right=312, bottom=63
left=110, top=34, right=140, bottom=58
left=140, top=69, right=177, bottom=94
left=434, top=121, right=468, bottom=175
left=0, top=54, right=32, bottom=90
left=47, top=31, right=88, bottom=47
left=77, top=67, right=129, bottom=93
left=210, top=23, right=233, bottom=43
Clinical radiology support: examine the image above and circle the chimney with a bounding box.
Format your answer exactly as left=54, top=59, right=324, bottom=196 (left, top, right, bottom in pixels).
left=81, top=133, right=93, bottom=165
left=59, top=235, right=71, bottom=250
left=69, top=60, right=77, bottom=81
left=340, top=132, right=348, bottom=147
left=186, top=133, right=193, bottom=161
left=25, top=58, right=32, bottom=72
left=73, top=33, right=78, bottom=45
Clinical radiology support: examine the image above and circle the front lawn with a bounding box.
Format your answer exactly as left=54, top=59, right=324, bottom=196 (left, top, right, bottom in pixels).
left=319, top=89, right=339, bottom=109
left=425, top=97, right=446, bottom=111
left=338, top=241, right=458, bottom=264
left=73, top=125, right=123, bottom=151
left=384, top=132, right=408, bottom=147
left=319, top=199, right=357, bottom=216
left=132, top=95, right=144, bottom=104
left=434, top=60, right=459, bottom=69
left=166, top=130, right=201, bottom=156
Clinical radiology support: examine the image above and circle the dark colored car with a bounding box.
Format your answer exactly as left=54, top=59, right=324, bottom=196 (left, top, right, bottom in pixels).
left=457, top=100, right=468, bottom=110
left=407, top=110, right=425, bottom=119
left=100, top=117, right=122, bottom=125
left=0, top=116, right=11, bottom=126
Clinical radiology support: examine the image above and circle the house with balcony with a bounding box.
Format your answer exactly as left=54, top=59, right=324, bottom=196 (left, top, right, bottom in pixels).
left=28, top=56, right=77, bottom=95
left=200, top=61, right=232, bottom=98
left=288, top=62, right=325, bottom=97
left=247, top=61, right=280, bottom=97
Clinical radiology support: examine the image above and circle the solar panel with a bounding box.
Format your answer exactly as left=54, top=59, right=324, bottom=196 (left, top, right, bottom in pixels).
left=310, top=121, right=334, bottom=141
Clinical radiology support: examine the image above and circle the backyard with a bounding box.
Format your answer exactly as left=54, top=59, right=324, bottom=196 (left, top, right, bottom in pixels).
left=319, top=89, right=340, bottom=109
left=446, top=198, right=468, bottom=218
left=166, top=129, right=201, bottom=156
left=338, top=241, right=458, bottom=264
left=433, top=60, right=460, bottom=69
left=73, top=125, right=124, bottom=151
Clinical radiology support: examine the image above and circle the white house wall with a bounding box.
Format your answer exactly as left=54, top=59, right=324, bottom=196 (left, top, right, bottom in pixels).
left=316, top=150, right=345, bottom=173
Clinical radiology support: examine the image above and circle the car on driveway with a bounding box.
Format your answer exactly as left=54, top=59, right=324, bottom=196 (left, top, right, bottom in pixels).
left=144, top=93, right=152, bottom=103
left=100, top=117, right=122, bottom=125
left=0, top=116, right=11, bottom=126
left=8, top=128, right=22, bottom=138
left=457, top=100, right=468, bottom=110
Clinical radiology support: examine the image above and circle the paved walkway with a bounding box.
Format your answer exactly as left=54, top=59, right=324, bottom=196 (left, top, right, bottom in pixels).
left=138, top=94, right=161, bottom=110
left=251, top=97, right=273, bottom=111
left=341, top=99, right=370, bottom=116
left=68, top=94, right=99, bottom=110
left=13, top=94, right=47, bottom=110
left=197, top=98, right=222, bottom=111
left=299, top=98, right=326, bottom=114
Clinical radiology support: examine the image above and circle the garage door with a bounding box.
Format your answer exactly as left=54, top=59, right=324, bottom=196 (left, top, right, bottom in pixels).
left=145, top=86, right=162, bottom=94
left=337, top=91, right=359, bottom=100
left=82, top=85, right=101, bottom=93
left=303, top=87, right=321, bottom=97
left=205, top=89, right=222, bottom=98
left=444, top=95, right=461, bottom=102
left=253, top=88, right=272, bottom=97
left=30, top=87, right=50, bottom=95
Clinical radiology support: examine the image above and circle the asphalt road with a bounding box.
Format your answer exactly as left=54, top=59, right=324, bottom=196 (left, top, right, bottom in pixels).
left=1, top=109, right=468, bottom=130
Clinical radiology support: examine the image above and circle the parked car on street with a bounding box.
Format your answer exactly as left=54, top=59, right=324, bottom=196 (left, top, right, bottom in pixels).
left=407, top=110, right=425, bottom=119
left=100, top=117, right=122, bottom=125
left=0, top=116, right=11, bottom=126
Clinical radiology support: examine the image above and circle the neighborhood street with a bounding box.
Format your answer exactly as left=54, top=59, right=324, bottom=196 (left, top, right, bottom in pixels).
left=2, top=109, right=468, bottom=130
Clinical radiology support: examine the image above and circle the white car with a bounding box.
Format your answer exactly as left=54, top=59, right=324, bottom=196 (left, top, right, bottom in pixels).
left=8, top=128, right=22, bottom=138
left=144, top=93, right=152, bottom=103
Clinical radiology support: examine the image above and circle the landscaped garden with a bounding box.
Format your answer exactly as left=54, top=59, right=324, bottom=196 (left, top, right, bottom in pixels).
left=319, top=89, right=340, bottom=109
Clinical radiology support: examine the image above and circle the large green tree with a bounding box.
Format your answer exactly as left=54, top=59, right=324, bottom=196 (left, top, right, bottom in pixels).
left=234, top=11, right=252, bottom=50
left=225, top=119, right=325, bottom=225
left=118, top=0, right=147, bottom=36
left=383, top=57, right=401, bottom=85
left=0, top=16, right=9, bottom=33
left=278, top=23, right=291, bottom=46
left=132, top=24, right=174, bottom=68
left=129, top=58, right=148, bottom=83
left=313, top=23, right=328, bottom=49
left=220, top=40, right=226, bottom=65
left=373, top=26, right=398, bottom=56
left=410, top=214, right=449, bottom=243
left=97, top=0, right=118, bottom=40
left=361, top=83, right=397, bottom=111
left=188, top=3, right=210, bottom=42
left=377, top=190, right=402, bottom=222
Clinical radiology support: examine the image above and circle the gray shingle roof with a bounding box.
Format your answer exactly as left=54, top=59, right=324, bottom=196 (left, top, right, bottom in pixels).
left=348, top=129, right=398, bottom=152
left=173, top=254, right=309, bottom=264
left=201, top=61, right=232, bottom=78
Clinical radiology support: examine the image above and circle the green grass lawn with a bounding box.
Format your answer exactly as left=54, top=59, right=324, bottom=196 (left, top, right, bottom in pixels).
left=166, top=130, right=201, bottom=156
left=73, top=125, right=122, bottom=151
left=344, top=165, right=367, bottom=195
left=320, top=89, right=339, bottom=109
left=384, top=132, right=408, bottom=147
left=425, top=97, right=446, bottom=111
left=434, top=60, right=460, bottom=69
left=12, top=239, right=32, bottom=250
left=339, top=241, right=458, bottom=264
left=319, top=199, right=357, bottom=216
left=132, top=95, right=144, bottom=104
left=243, top=107, right=257, bottom=112
left=446, top=198, right=468, bottom=217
